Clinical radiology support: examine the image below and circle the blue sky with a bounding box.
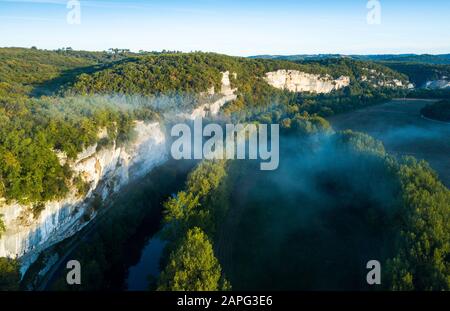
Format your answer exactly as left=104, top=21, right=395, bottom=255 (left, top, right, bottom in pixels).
left=0, top=0, right=449, bottom=56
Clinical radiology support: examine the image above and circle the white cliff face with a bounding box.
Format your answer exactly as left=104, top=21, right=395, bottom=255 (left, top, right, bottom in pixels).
left=264, top=70, right=350, bottom=93
left=425, top=79, right=450, bottom=89
left=220, top=71, right=238, bottom=96
left=0, top=71, right=238, bottom=274
left=189, top=94, right=238, bottom=120
left=189, top=71, right=238, bottom=120
left=0, top=121, right=167, bottom=272
left=360, top=67, right=410, bottom=89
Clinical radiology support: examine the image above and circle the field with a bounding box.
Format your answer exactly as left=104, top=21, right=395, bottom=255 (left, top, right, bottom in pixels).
left=329, top=99, right=450, bottom=188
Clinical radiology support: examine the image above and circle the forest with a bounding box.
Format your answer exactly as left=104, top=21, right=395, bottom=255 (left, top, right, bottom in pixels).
left=0, top=48, right=411, bottom=206
left=421, top=100, right=450, bottom=122
left=155, top=117, right=449, bottom=291
left=0, top=48, right=449, bottom=291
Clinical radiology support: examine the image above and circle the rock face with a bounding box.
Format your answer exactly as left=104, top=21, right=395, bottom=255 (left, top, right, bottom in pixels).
left=0, top=71, right=238, bottom=274
left=359, top=67, right=411, bottom=89
left=425, top=79, right=450, bottom=89
left=189, top=71, right=237, bottom=120
left=220, top=71, right=238, bottom=96
left=264, top=70, right=350, bottom=93
left=0, top=121, right=167, bottom=272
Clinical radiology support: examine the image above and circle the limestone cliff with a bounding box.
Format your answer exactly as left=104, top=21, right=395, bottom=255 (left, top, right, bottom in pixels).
left=188, top=71, right=237, bottom=120
left=264, top=70, right=350, bottom=93
left=0, top=71, right=237, bottom=273
left=0, top=121, right=167, bottom=272
left=425, top=79, right=450, bottom=89
left=359, top=67, right=412, bottom=89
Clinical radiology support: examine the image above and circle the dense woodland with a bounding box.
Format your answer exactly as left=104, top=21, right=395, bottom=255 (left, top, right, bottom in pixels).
left=156, top=118, right=449, bottom=290
left=382, top=62, right=450, bottom=88
left=0, top=48, right=410, bottom=206
left=254, top=53, right=450, bottom=91
left=421, top=100, right=450, bottom=122
left=0, top=48, right=449, bottom=291
left=252, top=54, right=450, bottom=65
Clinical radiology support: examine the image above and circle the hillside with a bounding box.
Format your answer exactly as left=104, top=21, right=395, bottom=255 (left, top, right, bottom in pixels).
left=251, top=53, right=450, bottom=65
left=250, top=52, right=450, bottom=92
left=0, top=49, right=413, bottom=206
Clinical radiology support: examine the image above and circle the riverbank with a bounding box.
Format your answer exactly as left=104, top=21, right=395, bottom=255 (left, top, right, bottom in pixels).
left=23, top=159, right=196, bottom=290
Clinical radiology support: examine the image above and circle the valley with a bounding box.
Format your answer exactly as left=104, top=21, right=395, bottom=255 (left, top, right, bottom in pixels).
left=0, top=48, right=449, bottom=292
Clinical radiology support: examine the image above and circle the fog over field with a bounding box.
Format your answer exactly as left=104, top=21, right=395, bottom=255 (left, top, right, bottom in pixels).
left=329, top=99, right=450, bottom=188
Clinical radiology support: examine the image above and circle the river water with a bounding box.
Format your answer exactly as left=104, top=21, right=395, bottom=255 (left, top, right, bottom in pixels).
left=126, top=236, right=166, bottom=290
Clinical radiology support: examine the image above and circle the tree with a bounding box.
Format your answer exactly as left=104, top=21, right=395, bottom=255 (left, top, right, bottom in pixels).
left=186, top=161, right=227, bottom=197
left=420, top=100, right=450, bottom=122
left=163, top=191, right=200, bottom=224
left=385, top=157, right=450, bottom=290
left=0, top=215, right=5, bottom=238
left=0, top=258, right=20, bottom=290
left=157, top=227, right=229, bottom=291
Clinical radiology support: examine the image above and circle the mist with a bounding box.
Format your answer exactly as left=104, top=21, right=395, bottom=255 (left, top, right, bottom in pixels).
left=329, top=100, right=450, bottom=188
left=223, top=132, right=401, bottom=290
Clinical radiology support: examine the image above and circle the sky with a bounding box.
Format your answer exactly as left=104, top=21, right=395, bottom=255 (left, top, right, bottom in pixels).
left=0, top=0, right=449, bottom=56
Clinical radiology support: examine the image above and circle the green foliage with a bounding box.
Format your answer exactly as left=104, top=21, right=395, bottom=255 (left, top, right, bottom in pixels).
left=68, top=52, right=408, bottom=121
left=386, top=157, right=450, bottom=290
left=163, top=191, right=200, bottom=226
left=0, top=215, right=5, bottom=238
left=0, top=47, right=98, bottom=96
left=2, top=48, right=448, bottom=291
left=186, top=160, right=227, bottom=197
left=70, top=53, right=224, bottom=96
left=159, top=160, right=230, bottom=290
left=0, top=48, right=409, bottom=205
left=157, top=227, right=229, bottom=291
left=420, top=100, right=450, bottom=122
left=181, top=130, right=448, bottom=290
left=0, top=95, right=158, bottom=204
left=407, top=88, right=450, bottom=100
left=163, top=160, right=228, bottom=239
left=0, top=257, right=20, bottom=290
left=45, top=161, right=193, bottom=291
left=382, top=62, right=450, bottom=87
left=32, top=202, right=46, bottom=219
left=364, top=54, right=450, bottom=65
left=73, top=174, right=91, bottom=197
left=337, top=130, right=386, bottom=156
left=190, top=131, right=400, bottom=290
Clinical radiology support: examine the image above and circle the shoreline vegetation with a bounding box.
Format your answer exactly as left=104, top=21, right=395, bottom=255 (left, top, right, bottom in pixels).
left=156, top=117, right=449, bottom=291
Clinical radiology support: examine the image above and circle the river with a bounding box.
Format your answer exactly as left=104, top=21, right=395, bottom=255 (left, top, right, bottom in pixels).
left=27, top=159, right=195, bottom=290
left=126, top=236, right=166, bottom=290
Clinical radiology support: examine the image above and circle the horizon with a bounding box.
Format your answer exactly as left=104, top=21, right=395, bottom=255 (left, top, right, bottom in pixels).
left=1, top=0, right=450, bottom=56
left=2, top=46, right=450, bottom=57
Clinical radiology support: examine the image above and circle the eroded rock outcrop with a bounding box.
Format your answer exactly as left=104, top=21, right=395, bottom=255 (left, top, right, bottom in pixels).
left=189, top=71, right=237, bottom=120
left=359, top=67, right=412, bottom=89
left=0, top=71, right=238, bottom=274
left=425, top=79, right=450, bottom=89
left=0, top=121, right=167, bottom=272
left=264, top=70, right=350, bottom=93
